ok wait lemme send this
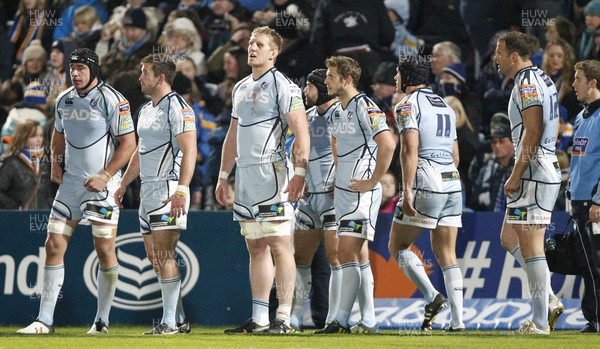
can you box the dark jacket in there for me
[310,0,394,56]
[0,154,51,209]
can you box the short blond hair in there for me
[74,5,100,28]
[251,26,282,52]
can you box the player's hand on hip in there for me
[349,178,375,193]
[401,189,417,216]
[285,175,305,203]
[84,174,108,192]
[51,164,63,184]
[114,186,126,208]
[503,175,520,198]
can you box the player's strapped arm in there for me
[286,108,310,175]
[511,106,543,180]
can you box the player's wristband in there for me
[175,185,189,197]
[98,170,111,182]
[218,171,229,180]
[294,167,306,177]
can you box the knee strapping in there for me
[92,225,117,239]
[47,220,74,237]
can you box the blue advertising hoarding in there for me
[0,210,586,329]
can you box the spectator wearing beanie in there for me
[1,82,49,153]
[163,17,207,77]
[100,7,154,79]
[12,39,48,89]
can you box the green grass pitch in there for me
[1,326,599,349]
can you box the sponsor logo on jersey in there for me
[290,95,304,112]
[507,207,528,221]
[331,121,356,134]
[366,105,386,130]
[149,213,177,228]
[339,219,366,234]
[441,171,460,182]
[323,214,337,229]
[65,97,73,105]
[181,108,196,132]
[518,84,540,108]
[84,204,114,220]
[572,137,589,156]
[397,103,412,127]
[118,101,130,115]
[426,95,446,108]
[370,112,386,131]
[119,113,133,133]
[258,203,286,218]
[365,105,381,115]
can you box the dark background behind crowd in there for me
[0,0,595,212]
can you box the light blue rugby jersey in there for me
[509,66,560,183]
[329,93,389,190]
[55,81,134,180]
[395,87,457,165]
[306,103,338,194]
[231,68,304,167]
[137,91,196,183]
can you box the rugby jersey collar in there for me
[317,101,339,116]
[252,67,277,82]
[340,92,365,111]
[76,80,103,98]
[514,65,536,80]
[407,86,433,96]
[152,91,176,108]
